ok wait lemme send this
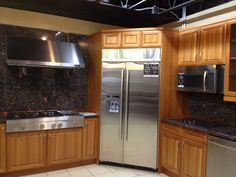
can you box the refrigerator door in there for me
[100,62,126,163]
[123,62,159,169]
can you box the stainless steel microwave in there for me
[177,65,224,93]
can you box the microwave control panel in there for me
[177,73,184,88]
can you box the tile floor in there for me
[20,164,169,177]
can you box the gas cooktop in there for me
[6,110,84,133]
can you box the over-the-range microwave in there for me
[177,65,224,94]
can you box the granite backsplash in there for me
[0,24,88,112]
[187,92,236,123]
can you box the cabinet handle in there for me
[182,141,184,149]
[194,52,197,59]
[199,51,202,59]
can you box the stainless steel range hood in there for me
[7,37,85,69]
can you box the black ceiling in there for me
[0,0,232,27]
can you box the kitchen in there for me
[0,1,236,177]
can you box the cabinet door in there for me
[178,29,199,66]
[200,23,226,64]
[7,131,47,172]
[122,31,141,48]
[47,128,83,166]
[102,32,121,48]
[142,31,162,47]
[83,118,98,160]
[0,124,6,173]
[160,132,181,176]
[181,138,207,177]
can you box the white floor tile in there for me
[94,171,117,177]
[67,166,93,177]
[131,169,153,176]
[86,164,110,175]
[25,173,47,177]
[112,169,137,177]
[47,169,67,175]
[47,172,71,177]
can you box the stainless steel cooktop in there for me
[6,110,84,133]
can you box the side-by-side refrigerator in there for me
[100,48,161,169]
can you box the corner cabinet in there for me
[83,118,99,160]
[224,20,236,102]
[160,123,207,177]
[178,22,226,66]
[47,128,83,166]
[102,29,162,48]
[7,131,47,172]
[0,124,6,173]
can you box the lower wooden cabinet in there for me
[181,138,207,177]
[47,128,83,166]
[160,132,181,176]
[83,118,98,160]
[7,131,47,172]
[0,124,6,173]
[160,123,207,177]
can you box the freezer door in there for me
[100,62,125,163]
[123,62,159,169]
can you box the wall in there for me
[0,24,88,112]
[0,7,118,35]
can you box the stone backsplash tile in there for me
[0,24,88,112]
[188,92,236,123]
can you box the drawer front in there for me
[182,129,207,143]
[161,123,182,136]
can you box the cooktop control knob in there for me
[51,123,56,129]
[57,123,63,128]
[39,124,45,130]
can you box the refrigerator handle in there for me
[125,69,130,141]
[120,69,124,140]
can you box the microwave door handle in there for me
[203,71,208,91]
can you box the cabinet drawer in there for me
[161,123,182,136]
[182,129,207,143]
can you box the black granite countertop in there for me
[0,116,7,123]
[162,119,236,142]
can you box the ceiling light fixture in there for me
[41,36,48,41]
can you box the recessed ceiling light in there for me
[41,36,47,41]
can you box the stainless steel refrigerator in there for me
[100,48,160,169]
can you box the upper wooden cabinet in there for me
[200,23,226,64]
[7,131,47,172]
[47,128,83,166]
[102,29,162,48]
[83,118,99,160]
[178,22,226,66]
[122,31,141,48]
[160,123,207,177]
[178,29,199,66]
[0,124,6,173]
[142,31,162,47]
[102,32,121,48]
[224,20,236,102]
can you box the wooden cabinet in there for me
[142,31,162,47]
[102,32,121,48]
[160,132,181,176]
[178,29,199,66]
[102,29,162,48]
[200,23,226,64]
[224,20,236,101]
[47,128,83,166]
[7,131,47,172]
[0,124,6,173]
[83,118,98,160]
[122,31,141,48]
[178,22,226,66]
[160,123,207,177]
[181,138,207,177]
